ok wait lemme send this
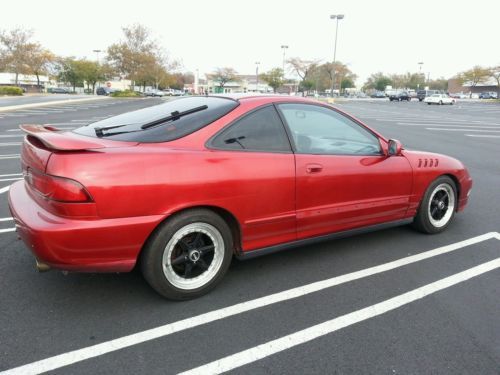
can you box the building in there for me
[448,78,499,95]
[205,74,273,94]
[0,72,50,93]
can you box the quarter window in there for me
[278,103,382,155]
[211,106,291,152]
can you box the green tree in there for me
[428,77,448,91]
[56,57,85,92]
[458,66,490,97]
[260,68,284,93]
[488,66,500,97]
[341,77,354,90]
[363,72,392,92]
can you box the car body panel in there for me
[8,95,472,272]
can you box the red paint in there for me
[8,96,472,272]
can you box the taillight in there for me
[24,168,93,203]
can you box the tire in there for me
[419,98,423,102]
[412,176,457,234]
[439,100,443,105]
[141,209,233,300]
[427,102,431,105]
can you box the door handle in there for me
[306,163,323,173]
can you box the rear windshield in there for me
[73,96,239,142]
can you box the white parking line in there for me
[0,228,16,234]
[0,186,11,194]
[0,143,22,147]
[0,135,24,138]
[1,232,498,375]
[0,217,13,221]
[399,123,500,128]
[0,173,22,177]
[465,134,500,138]
[0,178,22,182]
[426,128,500,133]
[181,258,500,375]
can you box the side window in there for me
[211,105,291,152]
[278,103,382,155]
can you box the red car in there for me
[8,95,472,299]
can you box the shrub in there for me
[110,90,141,98]
[0,86,23,96]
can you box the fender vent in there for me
[418,158,439,168]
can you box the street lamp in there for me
[281,45,288,77]
[417,62,424,89]
[93,49,102,64]
[330,14,344,97]
[255,62,260,93]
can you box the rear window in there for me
[73,97,239,142]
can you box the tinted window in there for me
[211,105,291,152]
[73,97,239,143]
[278,103,381,155]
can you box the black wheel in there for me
[412,176,457,234]
[427,102,431,105]
[141,209,233,300]
[419,98,423,102]
[439,100,443,105]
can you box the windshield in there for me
[73,96,239,142]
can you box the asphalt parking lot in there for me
[0,97,499,374]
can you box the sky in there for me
[2,0,499,87]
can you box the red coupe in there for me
[8,95,472,299]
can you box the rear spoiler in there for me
[20,124,138,151]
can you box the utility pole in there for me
[330,14,344,97]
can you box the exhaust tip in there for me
[36,259,51,272]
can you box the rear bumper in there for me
[8,181,165,272]
[457,174,473,212]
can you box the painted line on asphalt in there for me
[1,232,498,375]
[0,97,109,113]
[465,134,500,138]
[0,217,13,221]
[0,135,24,138]
[399,123,500,128]
[0,173,22,177]
[0,228,16,234]
[0,156,20,160]
[181,258,500,375]
[426,128,500,133]
[0,186,11,194]
[0,143,22,147]
[0,178,22,182]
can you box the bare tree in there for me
[488,65,500,97]
[287,57,318,93]
[25,43,54,91]
[211,67,238,88]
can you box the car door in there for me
[209,105,296,251]
[277,103,413,240]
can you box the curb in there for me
[0,96,110,113]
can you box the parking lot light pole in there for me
[93,49,102,90]
[330,14,344,97]
[255,62,260,93]
[281,45,288,78]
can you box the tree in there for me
[428,77,448,91]
[0,28,34,85]
[320,61,356,93]
[260,68,284,92]
[458,66,490,97]
[341,77,355,90]
[287,57,318,92]
[488,66,500,97]
[24,43,55,91]
[363,73,392,92]
[211,67,238,88]
[56,57,85,92]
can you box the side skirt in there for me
[236,218,414,260]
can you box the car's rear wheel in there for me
[412,176,457,234]
[427,102,431,105]
[141,209,233,300]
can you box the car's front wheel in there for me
[412,176,457,234]
[141,209,233,300]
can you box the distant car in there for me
[417,90,440,102]
[145,89,165,97]
[172,90,184,96]
[389,91,411,102]
[356,92,367,98]
[479,91,498,99]
[424,94,455,105]
[96,87,118,96]
[370,91,385,98]
[48,87,70,94]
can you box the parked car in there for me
[424,94,456,105]
[479,91,498,99]
[417,90,440,102]
[96,87,118,96]
[389,91,411,101]
[172,89,184,96]
[48,87,70,94]
[145,89,165,97]
[9,95,472,300]
[370,91,385,98]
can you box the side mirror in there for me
[388,139,403,156]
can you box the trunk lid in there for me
[20,124,138,172]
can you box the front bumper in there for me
[8,181,165,272]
